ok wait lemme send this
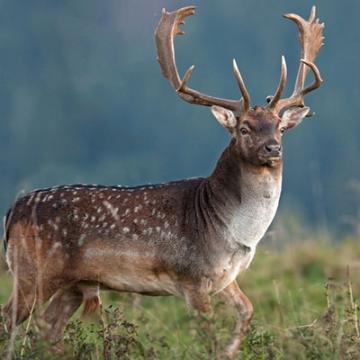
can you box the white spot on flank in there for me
[164,221,169,229]
[72,197,81,203]
[132,234,138,240]
[78,234,86,246]
[110,224,116,229]
[53,242,62,249]
[123,227,130,234]
[91,216,96,222]
[134,205,142,213]
[156,212,166,219]
[156,226,161,233]
[48,220,58,231]
[103,201,119,221]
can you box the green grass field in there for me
[1,236,359,359]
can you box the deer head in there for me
[155,6,324,168]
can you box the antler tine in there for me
[155,6,248,114]
[300,59,323,95]
[232,59,250,112]
[269,56,287,108]
[269,6,324,114]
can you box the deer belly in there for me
[81,246,181,296]
[101,272,180,296]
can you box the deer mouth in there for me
[258,154,282,167]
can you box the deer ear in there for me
[211,106,237,130]
[281,106,310,130]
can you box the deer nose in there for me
[264,143,281,155]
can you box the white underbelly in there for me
[102,273,180,296]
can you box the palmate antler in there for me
[155,6,324,117]
[268,6,324,114]
[155,6,250,115]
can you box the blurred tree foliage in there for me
[0,0,359,233]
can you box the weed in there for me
[0,239,359,359]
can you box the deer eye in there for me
[240,127,249,135]
[280,127,286,134]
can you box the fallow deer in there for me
[1,5,324,358]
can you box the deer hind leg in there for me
[2,276,57,335]
[3,280,36,334]
[2,222,62,334]
[38,282,101,345]
[219,280,253,359]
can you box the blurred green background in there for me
[0,0,359,235]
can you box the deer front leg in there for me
[220,280,253,359]
[182,277,212,313]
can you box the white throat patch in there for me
[228,171,282,248]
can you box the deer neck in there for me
[200,140,283,249]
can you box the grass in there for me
[0,236,359,359]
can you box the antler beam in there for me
[155,6,250,114]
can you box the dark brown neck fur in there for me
[195,139,282,227]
